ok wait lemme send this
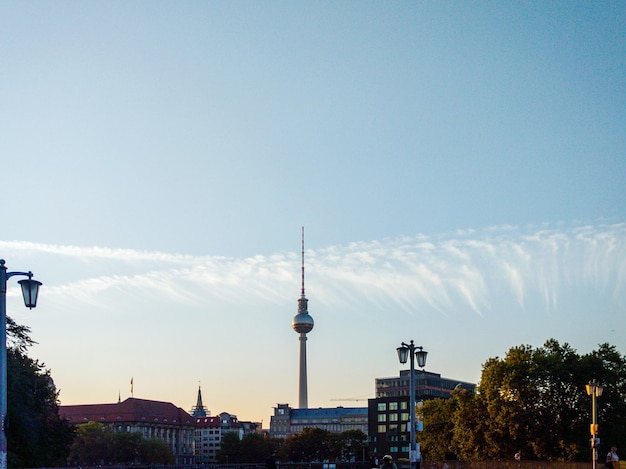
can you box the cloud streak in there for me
[2,222,624,318]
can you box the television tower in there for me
[292,227,314,408]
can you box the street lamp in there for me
[397,340,427,469]
[586,379,604,469]
[0,259,42,469]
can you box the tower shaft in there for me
[298,333,308,408]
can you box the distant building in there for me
[369,370,475,463]
[269,403,368,439]
[59,397,195,464]
[195,412,262,463]
[375,369,475,399]
[189,384,209,418]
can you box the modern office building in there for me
[269,403,368,438]
[59,397,196,464]
[368,370,475,463]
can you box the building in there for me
[269,403,368,439]
[195,412,262,463]
[375,370,475,400]
[59,397,196,464]
[368,370,475,463]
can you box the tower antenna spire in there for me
[301,226,305,297]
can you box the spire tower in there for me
[292,227,314,408]
[190,383,208,418]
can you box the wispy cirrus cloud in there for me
[2,222,624,318]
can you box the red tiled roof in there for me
[195,413,239,428]
[59,397,195,426]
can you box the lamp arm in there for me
[5,271,33,280]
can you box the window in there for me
[377,424,386,433]
[389,413,398,421]
[377,414,387,422]
[400,412,409,421]
[378,403,387,411]
[401,402,408,410]
[389,402,398,411]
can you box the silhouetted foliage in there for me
[69,421,174,464]
[6,317,74,467]
[217,431,274,463]
[286,427,335,462]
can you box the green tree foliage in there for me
[216,432,241,463]
[140,438,175,464]
[337,429,367,461]
[421,395,457,460]
[6,317,74,467]
[68,421,111,464]
[286,427,335,462]
[69,421,174,464]
[420,340,626,462]
[283,428,365,462]
[217,432,274,463]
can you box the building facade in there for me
[195,412,262,463]
[269,403,368,439]
[59,397,196,464]
[369,371,475,464]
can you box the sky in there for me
[1,1,625,426]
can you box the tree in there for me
[140,438,175,464]
[6,317,74,467]
[69,421,175,465]
[337,429,367,462]
[440,340,626,461]
[217,432,245,463]
[285,427,335,462]
[68,421,111,465]
[217,432,274,463]
[421,395,457,460]
[451,384,488,461]
[240,432,274,463]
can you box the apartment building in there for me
[195,412,262,463]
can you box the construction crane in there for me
[330,397,371,402]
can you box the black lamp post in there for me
[0,260,42,469]
[586,379,604,469]
[397,340,427,469]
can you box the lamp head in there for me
[18,272,42,309]
[586,380,604,397]
[416,347,428,368]
[396,345,409,364]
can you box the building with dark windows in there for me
[195,411,262,463]
[368,370,475,463]
[269,403,368,438]
[60,397,196,464]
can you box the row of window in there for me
[377,423,413,433]
[377,402,408,411]
[377,413,410,422]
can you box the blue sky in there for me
[1,2,624,425]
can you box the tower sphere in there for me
[292,312,314,334]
